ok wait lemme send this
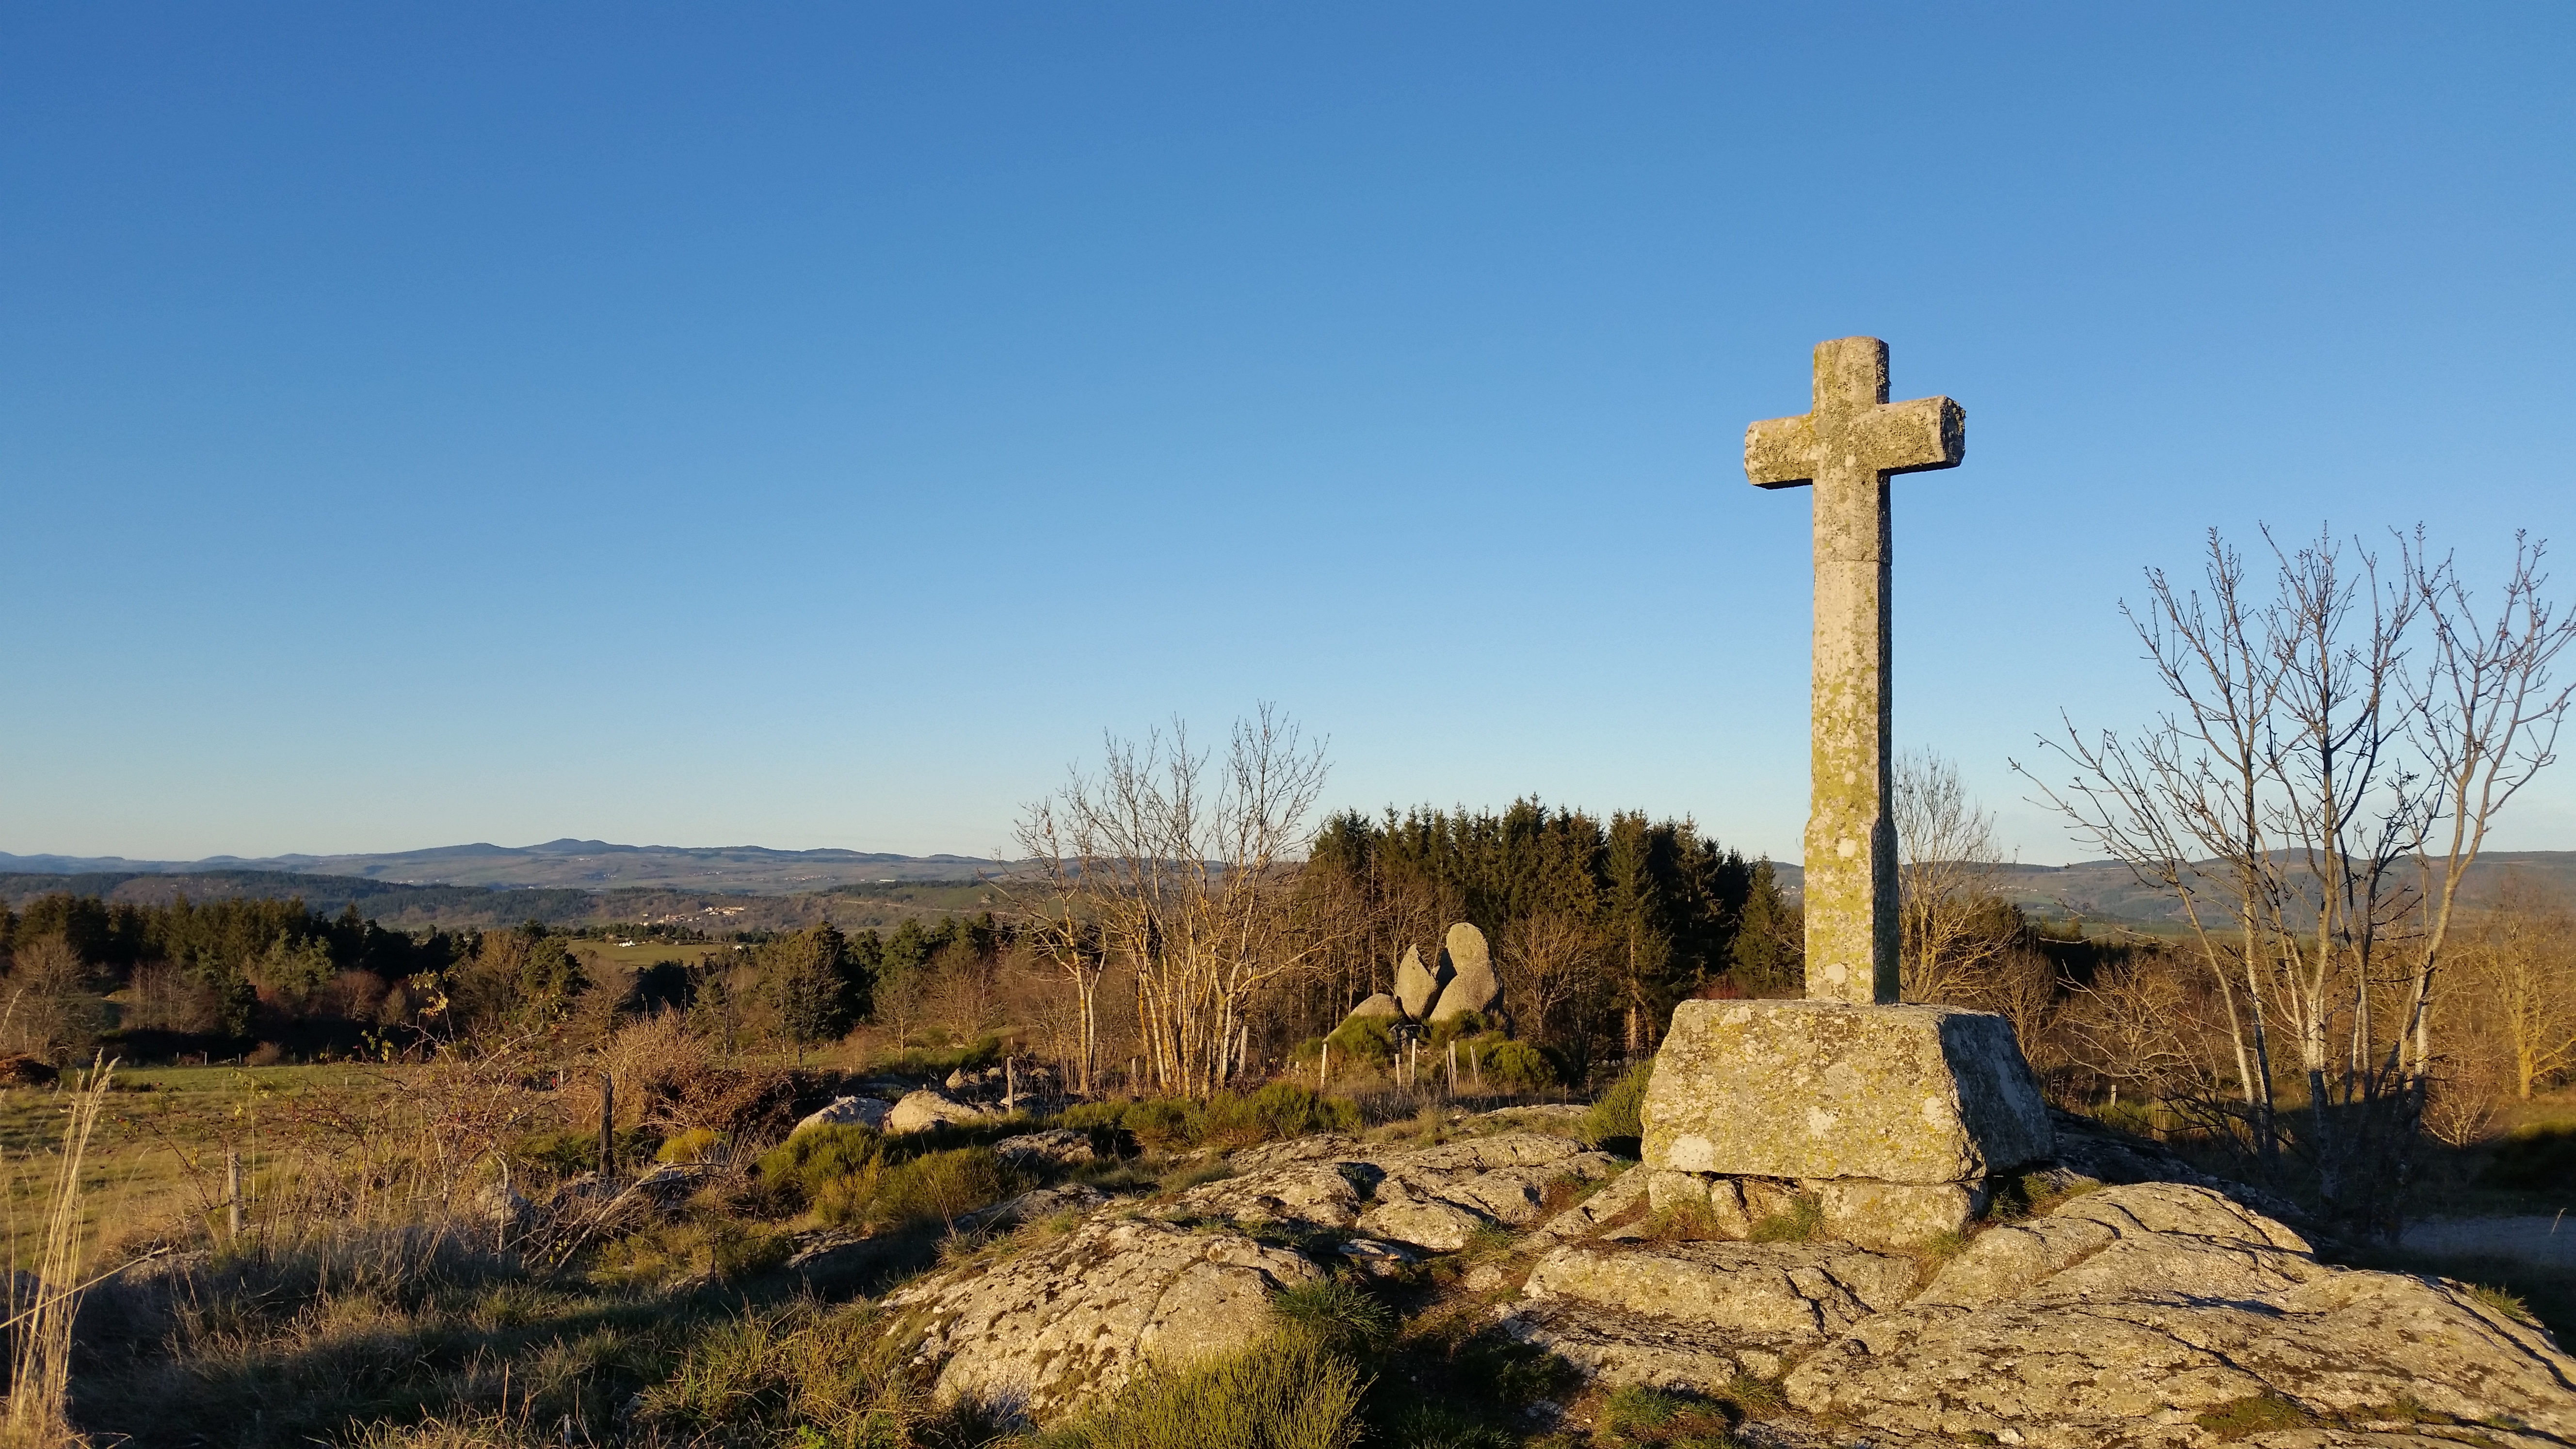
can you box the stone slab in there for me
[1808,1178,1982,1251]
[1642,1000,2050,1184]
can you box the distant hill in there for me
[1770,851,2576,932]
[0,839,1007,895]
[0,866,1014,934]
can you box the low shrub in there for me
[1582,1062,1654,1153]
[1423,1013,1491,1050]
[654,1126,725,1164]
[1322,1015,1395,1069]
[1123,1098,1205,1152]
[1204,1085,1362,1147]
[1481,1040,1558,1092]
[1056,1088,1361,1155]
[591,1218,791,1286]
[816,1146,1020,1232]
[757,1123,884,1204]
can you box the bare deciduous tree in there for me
[1893,749,2015,1005]
[1014,706,1335,1097]
[1499,909,1602,1046]
[2456,872,2576,1101]
[2020,526,2576,1225]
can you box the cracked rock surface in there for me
[883,1214,1325,1427]
[880,1121,2576,1446]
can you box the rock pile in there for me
[1332,922,1507,1037]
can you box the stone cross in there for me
[1744,337,1963,1005]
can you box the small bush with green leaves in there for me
[655,1126,725,1164]
[1205,1084,1363,1146]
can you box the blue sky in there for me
[4,4,2572,864]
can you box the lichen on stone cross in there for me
[1744,338,1964,1005]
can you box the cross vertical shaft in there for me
[1744,338,1964,1005]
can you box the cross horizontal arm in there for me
[1745,414,1818,489]
[1852,395,1966,476]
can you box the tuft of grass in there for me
[1642,1198,1728,1243]
[590,1217,790,1287]
[1580,1064,1653,1154]
[2192,1392,2316,1441]
[1596,1383,1736,1446]
[1746,1196,1822,1244]
[2465,1282,2538,1326]
[1044,1331,1367,1449]
[1272,1279,1397,1357]
[5,1054,114,1446]
[1985,1170,2102,1223]
[641,1300,986,1446]
[1377,1404,1519,1448]
[654,1125,726,1164]
[1155,1159,1235,1196]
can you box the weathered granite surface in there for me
[1780,1184,2576,1448]
[1394,944,1448,1019]
[1643,999,2051,1183]
[886,1088,998,1134]
[885,1101,2574,1446]
[791,1095,894,1135]
[886,1215,1323,1426]
[1429,922,1501,1022]
[1343,992,1401,1020]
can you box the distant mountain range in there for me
[0,839,1005,895]
[1774,852,2576,932]
[5,841,2571,936]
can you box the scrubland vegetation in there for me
[0,530,2570,1442]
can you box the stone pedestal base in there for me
[1642,1000,2052,1183]
[1644,1170,1988,1250]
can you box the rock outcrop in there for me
[1343,992,1401,1021]
[992,1129,1095,1170]
[1165,1131,1620,1251]
[1508,1180,2576,1447]
[791,1095,895,1135]
[1427,922,1501,1022]
[886,1214,1325,1426]
[886,1088,996,1134]
[1393,944,1449,1019]
[879,1101,2575,1446]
